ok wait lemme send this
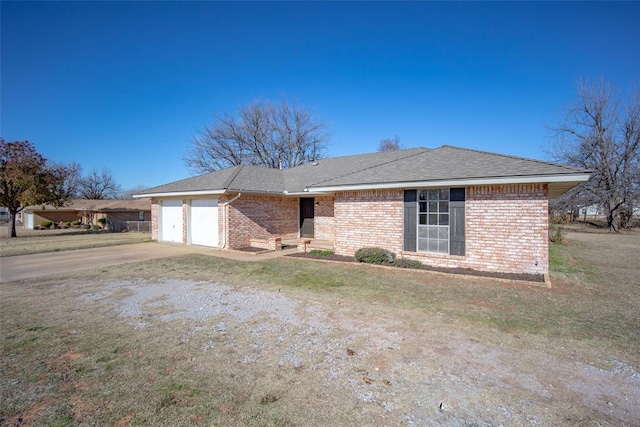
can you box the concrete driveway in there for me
[0,242,296,283]
[0,243,198,282]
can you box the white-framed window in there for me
[418,189,450,254]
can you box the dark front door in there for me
[300,198,315,238]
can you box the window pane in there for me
[419,214,428,225]
[418,227,429,238]
[428,189,439,201]
[428,214,438,225]
[439,201,449,212]
[439,240,449,254]
[450,187,465,201]
[439,188,450,200]
[419,190,428,201]
[428,202,437,212]
[418,238,429,251]
[428,227,438,239]
[438,227,449,239]
[419,202,428,212]
[439,214,449,225]
[428,240,438,252]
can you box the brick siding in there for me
[334,185,549,275]
[225,194,298,249]
[334,189,404,256]
[313,196,335,241]
[150,199,159,240]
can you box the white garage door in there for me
[190,199,219,247]
[160,200,183,243]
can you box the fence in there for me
[108,220,151,233]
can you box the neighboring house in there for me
[133,146,590,275]
[23,199,152,231]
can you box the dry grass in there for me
[1,227,639,426]
[0,226,151,257]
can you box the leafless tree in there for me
[184,99,329,173]
[78,168,121,199]
[549,79,640,232]
[378,136,401,152]
[116,185,149,200]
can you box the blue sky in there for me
[2,1,638,190]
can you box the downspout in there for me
[221,193,241,249]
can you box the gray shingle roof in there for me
[136,145,590,196]
[306,146,588,189]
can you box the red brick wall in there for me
[334,189,404,256]
[335,185,549,275]
[464,184,548,274]
[151,199,159,240]
[313,196,335,241]
[226,195,298,249]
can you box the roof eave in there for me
[132,189,227,198]
[307,173,591,192]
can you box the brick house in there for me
[133,146,590,275]
[23,199,151,231]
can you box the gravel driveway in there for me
[82,277,640,426]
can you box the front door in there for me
[300,198,315,238]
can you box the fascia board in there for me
[307,173,591,192]
[132,189,227,198]
[283,191,334,196]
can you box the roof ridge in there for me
[304,147,430,188]
[437,145,589,172]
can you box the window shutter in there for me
[403,190,417,252]
[449,188,465,255]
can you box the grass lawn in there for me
[1,226,639,425]
[0,226,151,257]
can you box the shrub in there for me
[309,249,334,256]
[393,258,424,269]
[355,247,396,265]
[83,224,91,230]
[40,220,53,228]
[97,218,107,226]
[549,223,566,243]
[71,220,80,226]
[59,221,68,229]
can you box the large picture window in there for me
[418,189,450,254]
[403,188,465,256]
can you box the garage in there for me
[159,200,183,243]
[189,199,219,247]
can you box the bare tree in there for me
[116,185,149,200]
[0,139,72,237]
[549,79,640,232]
[78,168,121,199]
[378,136,401,152]
[184,99,329,173]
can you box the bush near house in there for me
[39,220,53,229]
[549,223,566,243]
[393,258,425,269]
[355,247,424,270]
[355,247,396,265]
